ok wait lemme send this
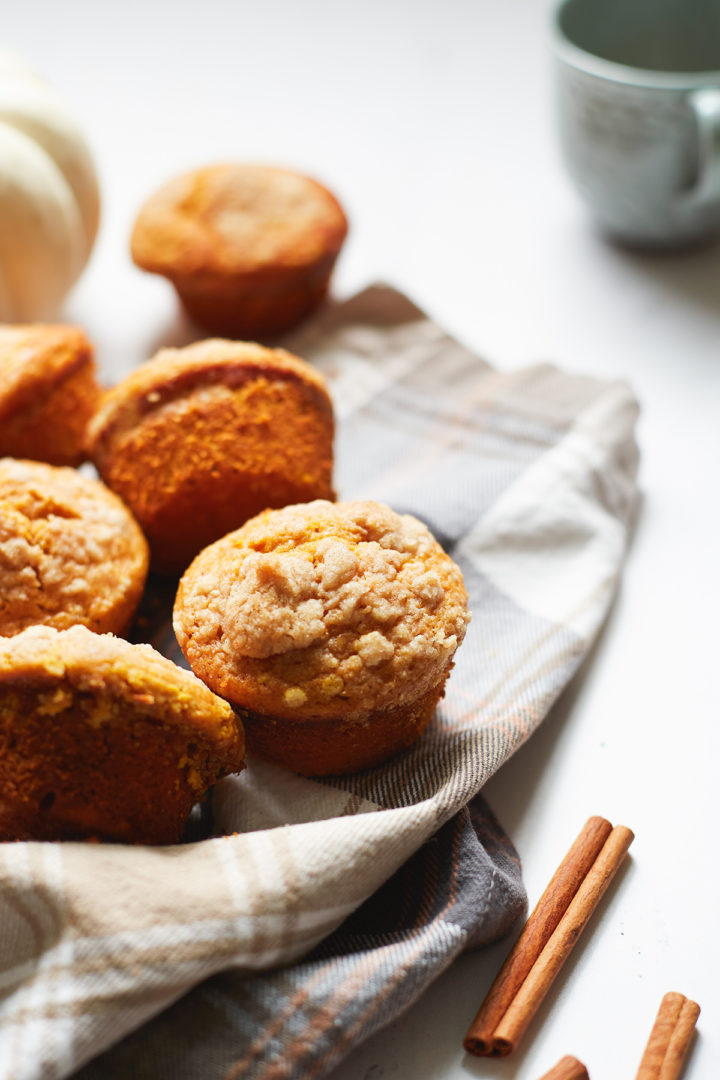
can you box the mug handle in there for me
[687,88,720,203]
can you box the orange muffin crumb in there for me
[0,625,245,844]
[87,339,335,576]
[130,163,348,338]
[0,323,100,465]
[174,500,470,775]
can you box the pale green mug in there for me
[553,0,720,245]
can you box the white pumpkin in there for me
[0,49,100,321]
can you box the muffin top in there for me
[130,164,349,279]
[0,323,94,422]
[87,338,333,460]
[0,624,242,755]
[0,458,149,636]
[174,500,470,721]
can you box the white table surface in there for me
[5,2,719,1077]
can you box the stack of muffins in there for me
[0,164,470,846]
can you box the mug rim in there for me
[553,0,720,88]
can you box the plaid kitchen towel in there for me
[0,285,640,1080]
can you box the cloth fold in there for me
[0,285,640,1080]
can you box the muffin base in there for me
[0,687,241,845]
[237,682,447,776]
[171,257,337,339]
[141,471,335,577]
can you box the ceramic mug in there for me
[553,0,720,246]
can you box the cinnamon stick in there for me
[463,816,633,1057]
[635,992,700,1080]
[537,1056,589,1080]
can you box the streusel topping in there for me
[174,500,470,720]
[0,458,148,636]
[0,624,239,744]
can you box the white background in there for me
[4,2,719,1077]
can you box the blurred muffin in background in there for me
[130,163,348,339]
[0,323,100,465]
[0,457,149,638]
[87,338,335,576]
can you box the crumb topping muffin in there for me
[130,164,348,338]
[0,323,100,465]
[0,457,149,637]
[87,339,335,576]
[174,500,470,774]
[0,624,245,843]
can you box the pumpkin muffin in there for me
[0,457,149,637]
[0,323,100,465]
[174,500,471,775]
[87,339,335,576]
[130,163,348,338]
[0,624,245,843]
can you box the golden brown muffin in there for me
[174,500,471,775]
[87,339,335,576]
[0,324,100,466]
[0,624,245,844]
[130,163,348,338]
[0,458,149,637]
